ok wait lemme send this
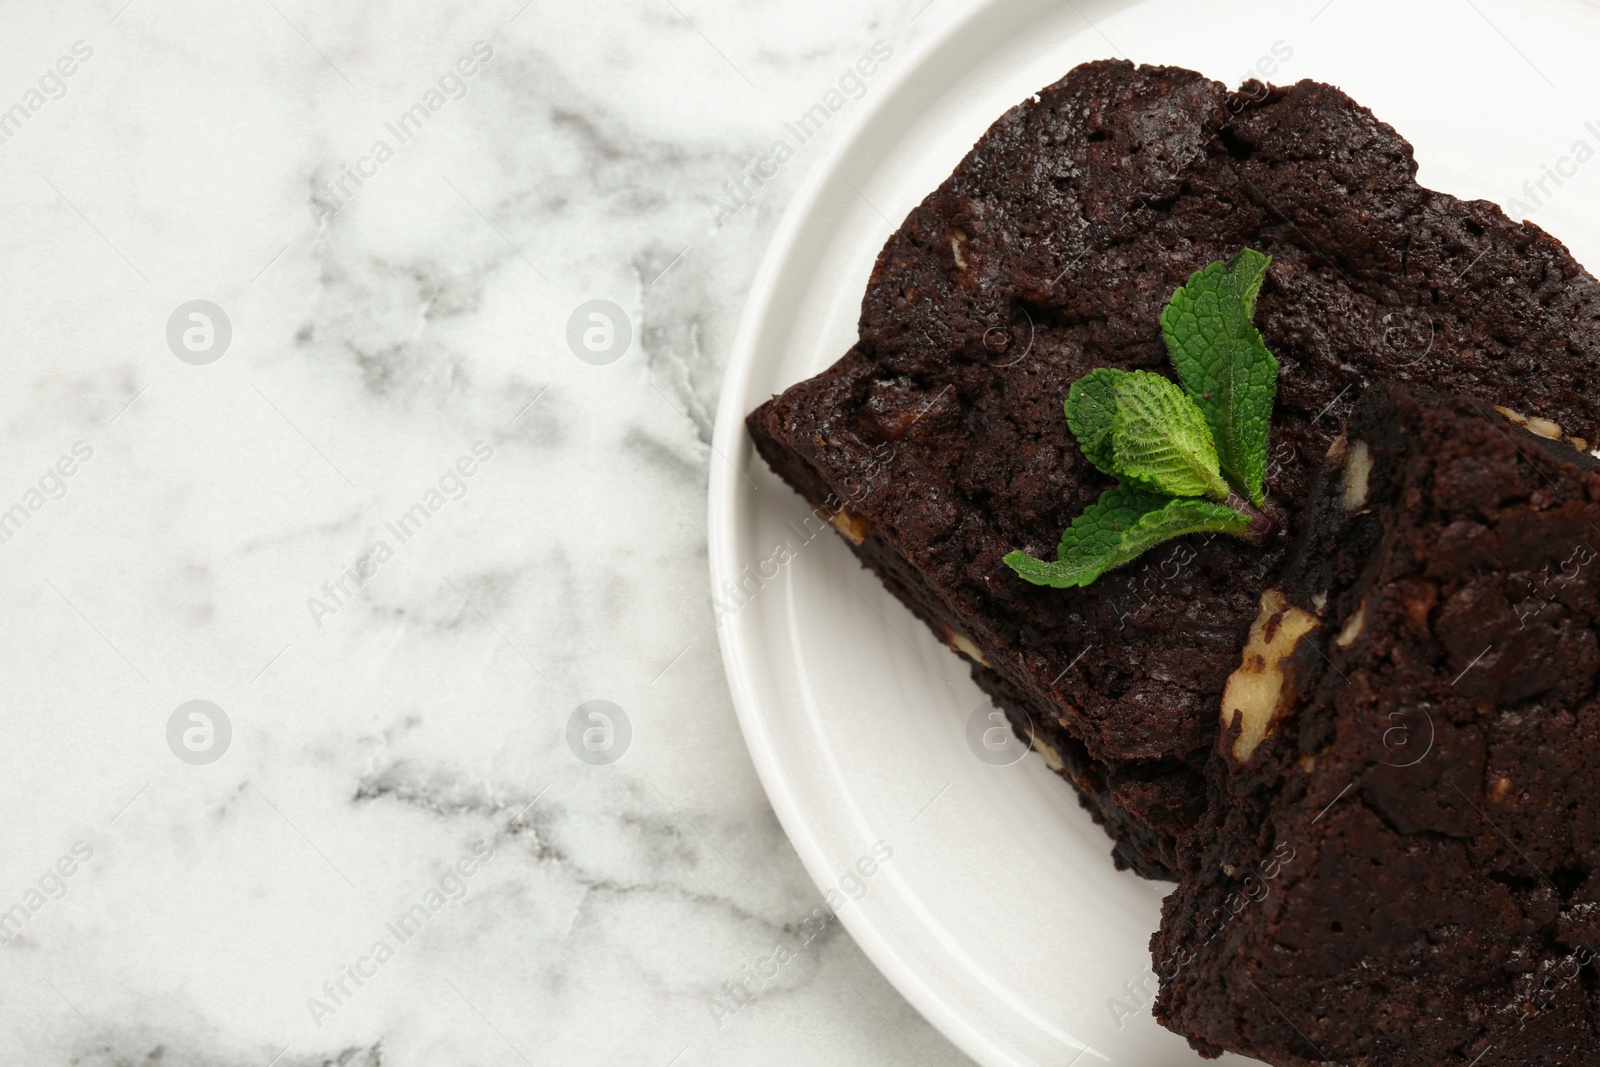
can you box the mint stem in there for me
[1222,491,1276,544]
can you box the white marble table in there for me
[0,1,976,1063]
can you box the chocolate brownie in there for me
[1153,385,1600,1063]
[746,59,1600,876]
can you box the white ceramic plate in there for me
[709,1,1600,1063]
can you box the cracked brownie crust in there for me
[747,59,1600,876]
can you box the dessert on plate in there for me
[747,58,1600,877]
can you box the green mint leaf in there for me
[1004,486,1254,588]
[1004,485,1168,588]
[1063,368,1228,498]
[1161,248,1279,507]
[1120,495,1257,553]
[1003,550,1102,588]
[1063,367,1124,477]
[1110,371,1230,500]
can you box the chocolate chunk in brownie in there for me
[1153,385,1600,1064]
[747,58,1600,876]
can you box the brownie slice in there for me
[1153,385,1600,1064]
[747,58,1600,877]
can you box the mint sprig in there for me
[1005,250,1279,589]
